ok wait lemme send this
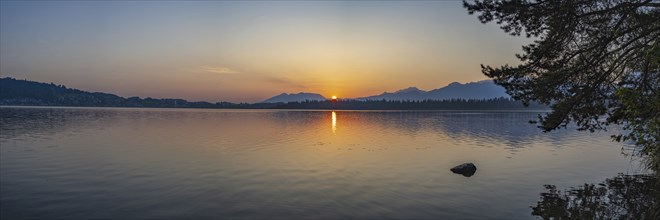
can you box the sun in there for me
[331,96,337,100]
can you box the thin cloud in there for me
[264,75,307,89]
[199,66,241,74]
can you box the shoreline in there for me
[0,105,552,112]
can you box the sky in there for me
[0,1,529,103]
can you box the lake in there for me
[0,107,648,219]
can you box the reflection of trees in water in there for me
[341,111,623,150]
[0,107,220,141]
[264,111,327,127]
[426,112,544,145]
[337,111,562,146]
[1,108,122,141]
[2,108,602,153]
[531,174,659,219]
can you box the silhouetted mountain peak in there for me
[262,92,326,103]
[447,82,462,87]
[395,87,425,93]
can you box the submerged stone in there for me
[450,163,477,177]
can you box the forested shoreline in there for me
[1,77,547,110]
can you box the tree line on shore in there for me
[0,77,547,110]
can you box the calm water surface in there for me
[0,107,646,219]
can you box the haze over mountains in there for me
[261,80,509,103]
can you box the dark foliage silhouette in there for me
[532,174,659,219]
[464,0,659,169]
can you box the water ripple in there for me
[0,107,643,219]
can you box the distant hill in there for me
[425,80,509,100]
[261,92,326,103]
[359,87,427,101]
[358,80,509,101]
[1,77,124,106]
[0,77,230,108]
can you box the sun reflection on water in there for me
[332,111,337,134]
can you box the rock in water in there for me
[450,163,477,177]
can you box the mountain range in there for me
[358,80,509,101]
[1,77,511,105]
[0,77,546,110]
[261,80,509,103]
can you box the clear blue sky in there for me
[1,1,528,102]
